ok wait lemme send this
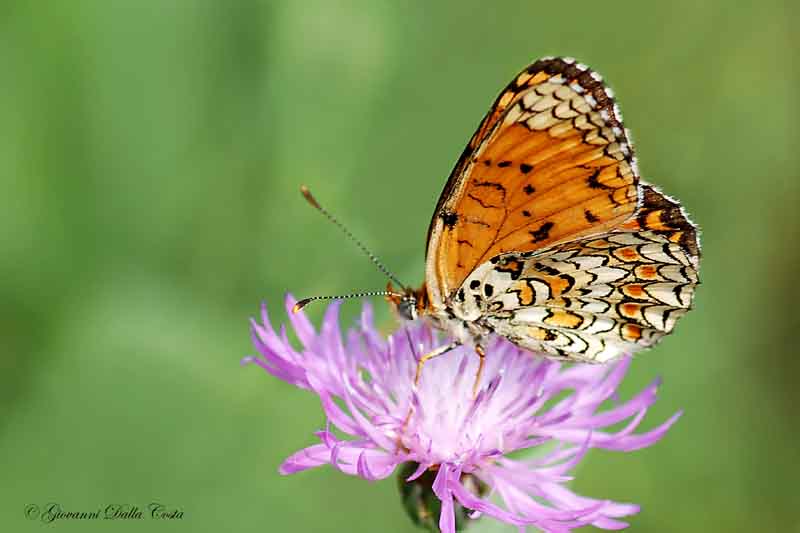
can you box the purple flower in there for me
[244,296,681,532]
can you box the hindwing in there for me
[450,186,699,362]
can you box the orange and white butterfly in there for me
[382,57,700,365]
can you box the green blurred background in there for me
[2,1,798,531]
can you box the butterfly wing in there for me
[425,57,641,308]
[456,185,700,362]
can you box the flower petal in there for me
[249,299,681,532]
[432,466,457,533]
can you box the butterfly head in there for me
[386,282,428,321]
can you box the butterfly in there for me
[383,57,700,368]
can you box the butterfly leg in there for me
[396,342,459,453]
[472,344,486,397]
[414,341,459,386]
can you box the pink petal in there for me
[432,466,456,533]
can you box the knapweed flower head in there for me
[245,296,680,532]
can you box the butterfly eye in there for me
[398,297,418,321]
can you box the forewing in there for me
[426,57,640,304]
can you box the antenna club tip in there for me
[299,185,321,209]
[292,298,312,313]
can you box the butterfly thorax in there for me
[386,281,490,346]
[423,305,490,347]
[422,253,540,347]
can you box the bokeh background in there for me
[2,1,798,531]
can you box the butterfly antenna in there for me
[300,185,407,289]
[293,291,404,313]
